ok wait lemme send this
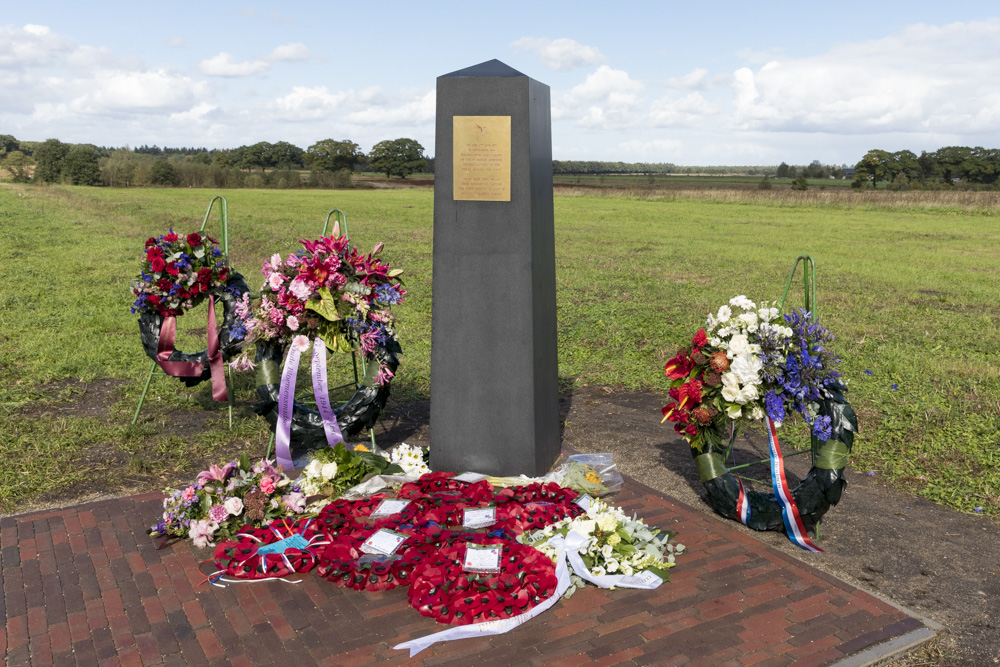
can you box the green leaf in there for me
[387,268,404,278]
[306,287,342,321]
[316,322,353,354]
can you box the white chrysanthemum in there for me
[597,514,617,532]
[717,305,732,322]
[321,462,338,480]
[709,336,721,347]
[721,372,740,388]
[730,354,763,386]
[738,312,757,329]
[750,405,765,421]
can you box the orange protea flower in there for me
[709,351,729,373]
[691,406,713,425]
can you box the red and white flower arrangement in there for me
[131,229,232,318]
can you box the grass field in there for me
[1,184,998,516]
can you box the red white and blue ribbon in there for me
[275,337,344,472]
[765,416,823,553]
[735,478,751,526]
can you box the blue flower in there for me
[764,390,785,423]
[811,414,833,441]
[228,323,247,340]
[974,506,983,513]
[864,369,873,375]
[891,383,899,390]
[375,283,402,306]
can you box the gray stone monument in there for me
[429,59,560,476]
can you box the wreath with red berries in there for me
[133,229,249,387]
[210,517,329,581]
[407,539,558,625]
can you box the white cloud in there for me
[70,70,210,114]
[511,37,605,71]
[728,19,1000,135]
[199,52,268,77]
[343,89,435,127]
[649,92,717,128]
[663,68,727,91]
[618,138,682,158]
[554,66,643,128]
[268,85,350,120]
[268,42,309,62]
[168,102,219,124]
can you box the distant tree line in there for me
[0,134,429,188]
[851,146,1000,190]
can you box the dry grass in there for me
[555,186,1000,213]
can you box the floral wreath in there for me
[208,516,329,581]
[132,228,249,389]
[245,231,404,459]
[407,539,558,625]
[397,472,495,506]
[315,495,427,539]
[662,296,857,543]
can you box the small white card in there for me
[462,507,496,529]
[522,530,546,546]
[359,529,407,556]
[573,493,593,510]
[453,472,488,483]
[462,544,501,573]
[618,570,663,589]
[370,499,411,518]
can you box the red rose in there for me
[149,257,166,273]
[164,231,179,243]
[165,263,180,276]
[189,284,201,296]
[146,246,164,261]
[692,328,708,349]
[187,233,203,247]
[218,267,229,281]
[144,237,157,249]
[664,350,694,379]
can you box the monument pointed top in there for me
[441,59,525,78]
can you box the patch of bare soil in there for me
[12,384,997,664]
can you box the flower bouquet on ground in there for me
[524,497,684,598]
[296,443,406,505]
[148,454,306,548]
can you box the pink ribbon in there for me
[155,295,228,402]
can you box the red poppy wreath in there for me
[210,516,329,581]
[315,495,427,539]
[407,539,558,626]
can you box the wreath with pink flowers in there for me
[245,233,405,450]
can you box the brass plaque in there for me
[453,115,511,201]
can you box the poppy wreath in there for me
[316,528,438,592]
[407,539,558,626]
[493,482,581,507]
[210,517,329,581]
[491,501,584,537]
[315,494,427,539]
[252,333,401,442]
[134,230,249,389]
[397,472,495,506]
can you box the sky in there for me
[3,2,1000,166]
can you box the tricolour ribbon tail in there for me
[766,416,823,552]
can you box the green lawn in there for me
[1,184,998,515]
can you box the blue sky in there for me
[3,2,999,165]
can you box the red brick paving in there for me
[2,476,929,666]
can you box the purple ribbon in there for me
[312,337,345,448]
[274,338,344,472]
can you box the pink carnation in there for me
[259,477,276,494]
[286,315,300,331]
[288,278,311,300]
[209,505,229,523]
[267,272,285,290]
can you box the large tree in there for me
[368,138,426,179]
[306,139,364,173]
[267,141,305,169]
[2,151,32,183]
[62,146,102,186]
[33,138,70,183]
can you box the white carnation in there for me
[321,462,338,480]
[716,305,732,322]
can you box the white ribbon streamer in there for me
[393,530,662,656]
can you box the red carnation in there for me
[692,328,708,349]
[664,350,694,380]
[156,278,173,292]
[144,237,157,249]
[146,246,164,261]
[147,295,161,305]
[165,263,180,277]
[163,231,179,243]
[149,257,166,273]
[197,268,213,285]
[186,233,202,247]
